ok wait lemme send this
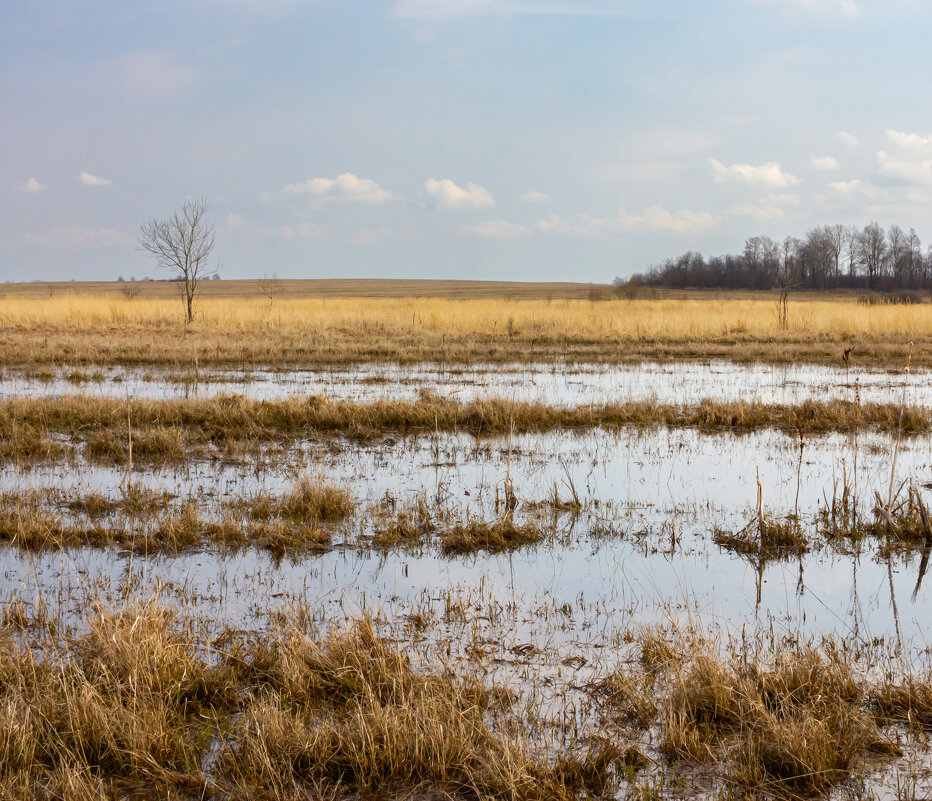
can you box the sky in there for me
[2,0,932,283]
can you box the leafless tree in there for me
[889,224,907,283]
[907,228,922,285]
[776,237,800,328]
[826,224,845,281]
[857,222,888,289]
[258,273,282,309]
[138,198,216,323]
[845,225,860,279]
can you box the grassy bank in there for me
[0,294,929,367]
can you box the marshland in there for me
[2,284,932,799]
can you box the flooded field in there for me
[2,358,925,407]
[4,367,932,799]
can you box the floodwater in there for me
[4,425,932,648]
[0,359,924,407]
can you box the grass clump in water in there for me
[603,631,902,798]
[440,514,542,555]
[222,614,609,801]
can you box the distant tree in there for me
[258,273,282,309]
[138,198,216,323]
[776,237,800,327]
[857,222,888,289]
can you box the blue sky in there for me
[2,0,931,283]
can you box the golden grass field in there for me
[0,280,930,366]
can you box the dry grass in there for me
[0,600,611,800]
[1,395,928,459]
[441,516,542,555]
[602,630,904,798]
[1,293,931,367]
[0,477,351,555]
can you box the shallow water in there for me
[1,359,925,407]
[3,425,932,648]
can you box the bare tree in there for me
[138,198,216,323]
[776,237,800,328]
[826,224,845,281]
[258,273,282,310]
[857,222,888,289]
[888,224,907,283]
[907,228,922,285]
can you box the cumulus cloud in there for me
[20,178,46,193]
[425,178,494,209]
[521,191,550,203]
[884,129,932,158]
[462,220,528,238]
[828,179,879,198]
[877,130,932,185]
[709,158,799,188]
[809,155,839,170]
[22,227,133,251]
[877,151,932,185]
[617,205,718,236]
[79,172,111,187]
[836,130,859,148]
[284,173,393,204]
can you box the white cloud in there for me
[809,155,839,170]
[836,130,860,149]
[79,172,111,187]
[425,178,494,209]
[535,213,611,237]
[828,179,879,198]
[709,158,799,188]
[462,220,528,238]
[521,190,550,203]
[877,151,932,185]
[22,227,133,251]
[227,213,245,227]
[284,173,393,204]
[884,129,932,158]
[20,178,46,193]
[876,130,932,185]
[617,205,718,236]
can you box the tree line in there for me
[621,223,932,293]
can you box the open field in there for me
[1,290,932,367]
